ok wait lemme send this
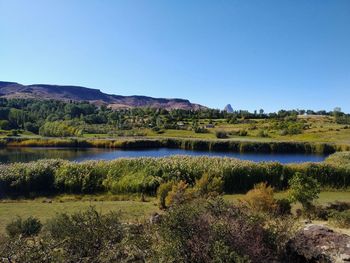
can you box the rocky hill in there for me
[224,104,234,113]
[0,81,206,110]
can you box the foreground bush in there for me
[241,182,277,214]
[1,207,150,262]
[329,210,350,228]
[46,207,125,261]
[6,216,42,238]
[0,198,302,262]
[157,181,175,209]
[153,198,296,263]
[157,174,224,209]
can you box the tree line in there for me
[0,98,348,136]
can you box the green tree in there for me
[288,172,320,210]
[0,120,10,130]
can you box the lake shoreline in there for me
[0,147,329,164]
[0,136,348,154]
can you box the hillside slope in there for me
[0,81,206,110]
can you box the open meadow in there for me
[1,191,349,235]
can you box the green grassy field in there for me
[137,116,350,145]
[4,115,349,146]
[224,191,350,204]
[0,197,160,234]
[1,191,349,234]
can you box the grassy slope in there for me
[147,116,350,144]
[1,116,349,148]
[86,115,349,145]
[1,191,349,234]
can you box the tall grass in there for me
[0,154,349,198]
[1,137,340,154]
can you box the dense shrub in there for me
[0,120,10,130]
[46,207,125,260]
[192,173,223,198]
[325,201,350,212]
[239,129,248,136]
[39,121,82,137]
[0,201,298,262]
[288,172,320,210]
[241,182,277,214]
[24,122,39,134]
[165,180,190,208]
[194,127,209,133]
[157,181,175,209]
[215,130,228,138]
[6,216,42,238]
[1,207,150,262]
[328,210,350,228]
[275,199,292,216]
[257,129,269,137]
[153,197,296,263]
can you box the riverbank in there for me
[1,136,349,154]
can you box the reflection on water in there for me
[0,147,328,164]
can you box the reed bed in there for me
[0,137,343,154]
[0,154,349,198]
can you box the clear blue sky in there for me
[0,0,349,112]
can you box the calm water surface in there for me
[0,147,328,164]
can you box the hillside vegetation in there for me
[0,81,205,110]
[0,98,348,149]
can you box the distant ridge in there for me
[0,81,206,110]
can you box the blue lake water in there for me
[0,147,328,164]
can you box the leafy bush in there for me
[157,181,175,209]
[241,182,277,214]
[215,130,228,139]
[24,122,39,134]
[239,129,248,136]
[288,172,320,210]
[39,121,82,137]
[192,173,223,198]
[329,210,350,228]
[325,201,350,212]
[165,180,190,208]
[0,120,10,130]
[194,127,209,133]
[257,129,269,137]
[153,197,296,262]
[22,207,150,262]
[275,198,292,216]
[6,216,42,238]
